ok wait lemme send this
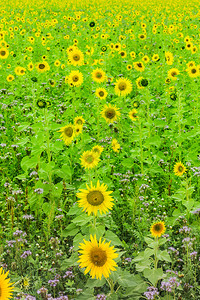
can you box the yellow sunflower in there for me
[68,48,84,66]
[59,124,74,145]
[91,68,106,83]
[80,150,100,169]
[0,267,14,299]
[111,139,120,153]
[101,104,120,124]
[36,61,50,73]
[92,145,104,157]
[74,125,83,136]
[74,116,85,126]
[168,68,180,80]
[133,61,145,72]
[152,54,160,62]
[165,51,174,66]
[136,77,144,89]
[142,55,150,64]
[95,88,108,100]
[150,221,166,238]
[78,234,118,280]
[76,180,114,216]
[6,75,14,82]
[187,66,199,78]
[0,47,9,59]
[174,162,187,176]
[114,77,132,97]
[67,70,83,87]
[129,109,138,121]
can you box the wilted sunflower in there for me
[0,267,14,299]
[150,221,166,238]
[0,47,9,59]
[114,77,132,97]
[133,61,145,72]
[78,234,118,280]
[92,145,104,157]
[91,68,106,83]
[101,104,120,124]
[174,162,187,176]
[67,70,83,87]
[76,180,114,216]
[168,68,180,80]
[59,124,74,145]
[95,88,108,100]
[74,116,85,126]
[129,109,138,121]
[68,48,84,66]
[111,139,120,153]
[36,61,50,73]
[80,150,100,169]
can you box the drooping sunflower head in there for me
[80,150,100,169]
[165,51,174,65]
[174,162,187,176]
[78,234,118,280]
[76,180,114,216]
[114,77,132,97]
[168,68,180,80]
[150,221,166,238]
[91,68,106,83]
[101,104,120,124]
[133,61,145,72]
[111,139,120,153]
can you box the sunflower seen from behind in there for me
[150,221,166,238]
[76,180,114,216]
[0,267,14,299]
[174,162,187,176]
[78,234,118,280]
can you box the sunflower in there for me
[92,145,104,157]
[74,125,83,136]
[68,70,83,87]
[165,51,174,65]
[101,104,120,124]
[174,162,187,176]
[0,47,9,59]
[28,62,34,71]
[36,61,50,73]
[152,54,160,62]
[76,181,114,216]
[142,55,150,64]
[6,75,14,82]
[78,234,118,280]
[150,221,166,238]
[114,77,132,97]
[74,116,85,126]
[95,88,108,100]
[68,48,84,66]
[0,267,14,299]
[187,66,199,78]
[80,150,100,169]
[91,68,106,83]
[59,124,74,145]
[136,77,145,89]
[133,61,145,72]
[168,68,180,80]
[129,109,138,121]
[111,139,120,153]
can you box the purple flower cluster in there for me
[96,294,107,300]
[63,270,74,279]
[179,226,191,233]
[21,250,32,259]
[160,277,180,292]
[144,286,159,299]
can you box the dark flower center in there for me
[73,54,80,61]
[87,190,104,206]
[85,155,94,164]
[90,247,107,266]
[64,127,73,137]
[0,50,6,56]
[105,108,116,119]
[39,63,45,69]
[118,82,127,91]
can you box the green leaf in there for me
[72,214,93,226]
[157,250,172,262]
[143,268,164,286]
[86,278,106,288]
[182,199,194,211]
[121,157,134,168]
[62,223,80,237]
[104,230,123,246]
[89,225,105,239]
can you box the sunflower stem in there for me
[139,118,144,174]
[106,278,115,294]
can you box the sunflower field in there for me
[0,0,200,299]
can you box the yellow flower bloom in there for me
[0,267,14,299]
[101,104,120,124]
[174,162,187,176]
[150,221,166,238]
[80,150,100,169]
